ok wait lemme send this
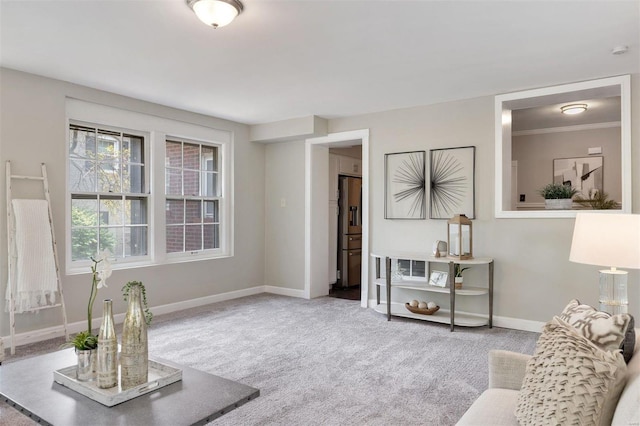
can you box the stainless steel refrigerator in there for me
[337,176,362,287]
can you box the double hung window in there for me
[165,139,221,254]
[66,100,232,273]
[68,124,148,263]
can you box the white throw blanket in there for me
[5,199,58,313]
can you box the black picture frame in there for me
[429,146,476,219]
[384,151,426,219]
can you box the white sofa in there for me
[457,328,640,425]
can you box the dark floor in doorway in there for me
[329,285,361,300]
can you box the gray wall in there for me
[327,76,639,323]
[513,127,621,204]
[264,141,305,291]
[2,67,638,335]
[0,68,266,334]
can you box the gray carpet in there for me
[1,294,539,425]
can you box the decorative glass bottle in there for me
[97,299,118,389]
[120,283,148,389]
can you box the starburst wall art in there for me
[429,146,475,219]
[384,151,426,219]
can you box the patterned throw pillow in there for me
[558,299,634,362]
[515,318,628,426]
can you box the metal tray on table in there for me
[53,359,182,407]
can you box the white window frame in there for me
[67,121,151,271]
[65,99,233,274]
[164,136,225,259]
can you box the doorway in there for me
[330,148,363,300]
[305,129,370,308]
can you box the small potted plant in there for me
[538,183,578,210]
[574,189,619,210]
[454,264,470,289]
[62,250,112,381]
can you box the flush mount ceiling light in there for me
[560,104,588,115]
[187,0,243,28]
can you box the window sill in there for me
[65,252,232,275]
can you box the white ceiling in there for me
[1,0,638,125]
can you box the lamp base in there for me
[599,269,628,315]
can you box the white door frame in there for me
[305,129,370,307]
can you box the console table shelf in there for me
[372,304,489,327]
[373,278,489,296]
[371,252,494,331]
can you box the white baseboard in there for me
[264,285,306,299]
[493,315,544,333]
[367,298,544,333]
[1,285,310,351]
[1,285,267,351]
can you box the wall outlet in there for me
[280,198,286,207]
[520,194,525,202]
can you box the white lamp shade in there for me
[570,213,640,269]
[191,0,240,28]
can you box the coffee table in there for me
[0,348,259,425]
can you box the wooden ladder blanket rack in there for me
[5,161,68,355]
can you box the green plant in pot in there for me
[538,183,578,210]
[62,250,112,381]
[454,264,470,289]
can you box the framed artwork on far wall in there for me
[553,156,603,199]
[384,151,426,219]
[429,146,476,219]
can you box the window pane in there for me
[100,227,122,258]
[71,228,97,261]
[165,168,182,195]
[123,164,144,193]
[412,260,426,277]
[69,160,97,192]
[166,225,184,253]
[202,146,217,171]
[185,224,202,251]
[203,224,219,249]
[98,161,121,193]
[69,126,96,160]
[97,131,119,159]
[204,200,218,223]
[123,134,144,164]
[100,198,123,226]
[185,200,202,224]
[125,198,147,225]
[166,199,184,224]
[165,141,182,167]
[202,172,217,197]
[398,259,410,274]
[72,199,98,227]
[183,170,199,196]
[125,226,147,257]
[183,143,199,170]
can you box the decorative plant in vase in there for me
[62,249,112,381]
[120,281,153,389]
[573,189,619,210]
[454,264,470,289]
[538,183,578,210]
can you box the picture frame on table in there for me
[429,271,448,287]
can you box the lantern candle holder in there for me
[447,214,473,260]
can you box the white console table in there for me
[371,252,494,331]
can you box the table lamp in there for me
[569,212,640,314]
